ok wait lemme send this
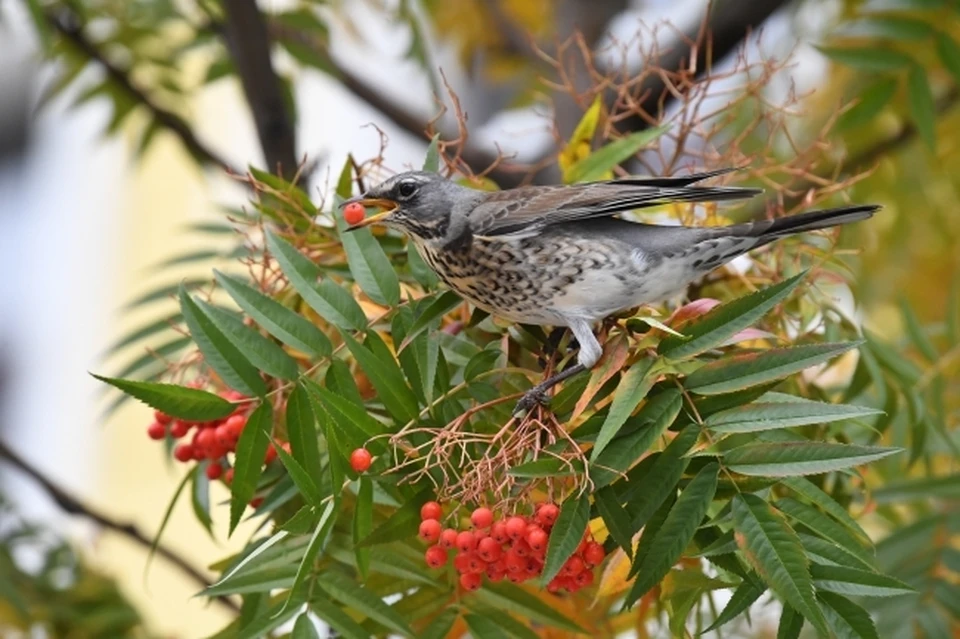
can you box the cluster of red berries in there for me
[146,390,288,492]
[418,502,605,593]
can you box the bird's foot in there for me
[513,387,550,416]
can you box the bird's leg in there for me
[514,320,601,415]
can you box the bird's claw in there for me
[513,387,549,416]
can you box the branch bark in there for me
[45,7,241,176]
[0,438,240,615]
[220,0,299,181]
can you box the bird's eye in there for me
[397,181,418,198]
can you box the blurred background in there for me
[0,0,957,637]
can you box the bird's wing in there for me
[467,169,762,239]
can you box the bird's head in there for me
[341,171,475,243]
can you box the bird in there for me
[341,168,879,415]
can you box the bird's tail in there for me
[746,204,881,244]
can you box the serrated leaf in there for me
[590,389,683,488]
[270,434,324,507]
[230,403,273,534]
[725,442,901,476]
[541,493,591,585]
[704,579,765,632]
[660,272,806,360]
[474,582,584,633]
[308,382,385,453]
[179,286,266,396]
[354,477,373,579]
[780,477,871,545]
[906,64,936,151]
[595,487,635,559]
[625,425,698,529]
[811,564,914,597]
[315,571,412,636]
[732,494,828,636]
[686,342,860,395]
[147,470,192,574]
[196,301,300,380]
[936,32,960,84]
[215,271,331,357]
[624,463,719,608]
[398,290,461,352]
[706,399,882,433]
[357,488,432,548]
[565,127,670,183]
[818,592,879,639]
[590,358,657,462]
[310,597,371,639]
[335,206,401,307]
[342,332,419,423]
[266,230,368,331]
[838,77,898,131]
[278,501,337,617]
[817,45,914,70]
[778,605,804,639]
[286,382,323,480]
[191,464,213,537]
[91,376,235,420]
[776,498,874,568]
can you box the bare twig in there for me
[44,6,241,176]
[0,439,240,615]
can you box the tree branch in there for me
[0,438,240,615]
[220,0,299,181]
[45,6,241,176]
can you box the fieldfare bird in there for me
[343,168,878,414]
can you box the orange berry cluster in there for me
[146,389,288,488]
[418,502,605,593]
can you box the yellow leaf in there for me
[559,95,604,177]
[594,547,633,600]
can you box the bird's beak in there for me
[341,196,398,231]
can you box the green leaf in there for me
[778,605,804,639]
[310,597,371,639]
[590,389,683,488]
[270,435,324,507]
[590,358,656,462]
[292,614,321,639]
[625,424,698,529]
[357,488,432,547]
[230,402,273,534]
[286,382,323,479]
[196,301,300,380]
[936,32,960,85]
[407,242,438,289]
[147,470,192,574]
[91,376,234,421]
[541,493,591,585]
[594,487,635,559]
[873,473,960,503]
[309,382,386,453]
[624,463,719,608]
[474,582,585,633]
[335,206,401,307]
[706,399,882,434]
[811,564,914,597]
[816,46,914,71]
[179,285,266,397]
[899,298,938,362]
[838,77,898,131]
[775,498,874,568]
[906,64,937,151]
[732,494,829,636]
[354,477,373,579]
[565,127,670,183]
[508,457,579,478]
[278,501,337,616]
[315,571,413,636]
[660,272,806,360]
[419,609,458,639]
[191,464,213,537]
[342,332,419,423]
[818,592,879,639]
[398,290,462,352]
[266,230,368,331]
[704,579,765,632]
[725,442,901,476]
[685,342,861,395]
[780,477,871,545]
[215,271,332,357]
[462,613,516,639]
[423,133,440,172]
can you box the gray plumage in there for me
[343,169,879,413]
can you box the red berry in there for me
[264,443,278,464]
[477,537,502,562]
[196,427,216,451]
[420,501,442,521]
[249,496,263,509]
[504,551,525,573]
[491,521,509,543]
[471,507,494,529]
[486,569,505,582]
[562,556,585,577]
[224,468,234,484]
[424,545,448,568]
[583,542,605,566]
[536,504,559,527]
[206,462,223,480]
[418,519,442,543]
[224,414,246,437]
[459,572,482,592]
[439,528,458,549]
[154,410,173,425]
[546,578,563,593]
[507,572,525,583]
[527,528,549,552]
[512,539,532,557]
[343,202,366,226]
[173,444,193,462]
[147,421,166,440]
[466,554,484,574]
[349,448,372,472]
[575,569,594,588]
[505,516,527,540]
[170,420,189,438]
[215,424,233,447]
[456,531,477,553]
